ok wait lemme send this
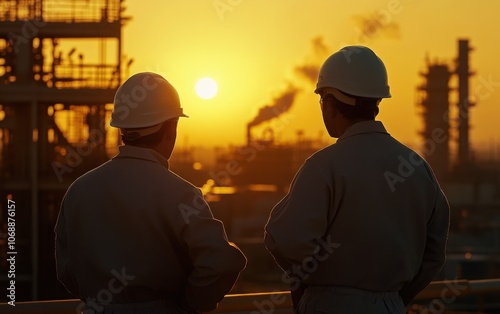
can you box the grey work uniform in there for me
[265,120,449,314]
[55,145,246,313]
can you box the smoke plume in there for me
[352,12,401,40]
[248,37,329,130]
[294,36,329,83]
[248,86,299,128]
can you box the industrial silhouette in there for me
[0,0,130,301]
[0,1,499,311]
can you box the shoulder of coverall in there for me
[113,145,169,168]
[336,120,389,142]
[66,146,202,200]
[304,120,389,164]
[111,145,201,190]
[300,119,441,189]
[63,158,113,193]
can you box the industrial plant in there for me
[0,0,128,301]
[416,39,500,293]
[0,0,499,312]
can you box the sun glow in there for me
[195,77,218,99]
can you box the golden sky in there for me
[122,0,500,154]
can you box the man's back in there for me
[300,121,446,290]
[56,145,246,312]
[265,121,449,307]
[266,45,449,314]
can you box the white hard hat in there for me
[110,72,188,130]
[315,46,391,99]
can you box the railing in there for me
[1,279,500,313]
[52,64,120,89]
[0,0,123,23]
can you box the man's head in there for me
[110,72,188,159]
[315,46,391,137]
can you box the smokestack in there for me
[247,124,252,146]
[246,37,327,145]
[457,39,474,165]
[418,62,452,182]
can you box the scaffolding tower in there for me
[456,39,474,165]
[0,0,129,300]
[416,39,477,182]
[417,61,452,182]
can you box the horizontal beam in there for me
[415,278,500,300]
[0,180,72,191]
[0,21,121,38]
[1,279,500,313]
[0,293,292,314]
[0,85,116,104]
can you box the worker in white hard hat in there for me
[265,46,449,313]
[55,72,246,313]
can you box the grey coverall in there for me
[265,120,449,314]
[55,145,246,313]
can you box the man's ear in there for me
[324,100,338,119]
[164,119,178,141]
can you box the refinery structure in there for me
[0,0,129,300]
[417,39,476,179]
[417,39,500,285]
[0,0,500,310]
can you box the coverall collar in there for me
[114,145,169,168]
[337,120,388,142]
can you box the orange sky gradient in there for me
[121,0,500,156]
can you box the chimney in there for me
[457,39,474,165]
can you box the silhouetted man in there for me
[265,46,449,314]
[55,72,246,313]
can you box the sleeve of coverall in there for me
[54,196,79,296]
[264,159,331,271]
[399,187,450,305]
[175,188,247,312]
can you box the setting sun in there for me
[123,1,500,150]
[195,77,218,99]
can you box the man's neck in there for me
[337,118,373,137]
